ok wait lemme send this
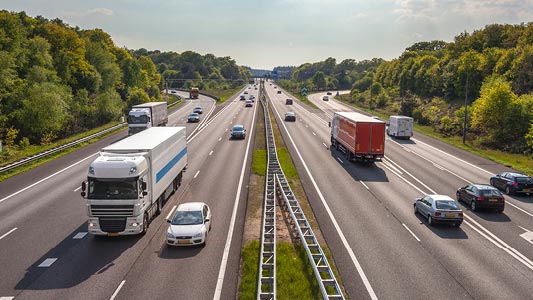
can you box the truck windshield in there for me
[128,115,149,124]
[88,178,138,199]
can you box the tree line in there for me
[0,11,247,158]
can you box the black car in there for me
[230,125,246,139]
[490,172,533,195]
[277,90,282,94]
[456,184,505,212]
[285,112,296,122]
[188,113,200,123]
[285,98,293,105]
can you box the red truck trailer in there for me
[330,112,386,162]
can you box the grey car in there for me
[188,112,200,123]
[414,194,463,227]
[230,124,246,139]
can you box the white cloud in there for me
[452,0,533,19]
[393,0,439,23]
[352,12,368,19]
[63,8,114,18]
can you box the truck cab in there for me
[128,108,152,135]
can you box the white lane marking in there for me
[381,160,403,175]
[312,132,316,136]
[72,232,87,239]
[269,101,378,300]
[385,157,436,193]
[109,280,126,300]
[219,137,222,141]
[73,186,81,192]
[209,150,214,156]
[225,128,228,131]
[166,205,177,220]
[433,163,445,171]
[0,153,98,204]
[410,138,494,175]
[402,147,411,153]
[194,171,200,179]
[402,223,421,242]
[322,142,328,149]
[0,297,15,300]
[506,202,533,217]
[187,99,231,143]
[519,227,533,245]
[360,181,370,190]
[0,228,17,240]
[230,121,232,124]
[213,92,258,300]
[38,258,58,268]
[336,157,343,164]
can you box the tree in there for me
[312,71,326,89]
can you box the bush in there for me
[19,137,30,149]
[5,127,19,147]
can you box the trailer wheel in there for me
[156,196,163,215]
[141,213,149,235]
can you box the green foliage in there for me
[252,149,267,176]
[5,127,19,146]
[126,87,150,112]
[312,71,326,89]
[238,240,260,300]
[18,137,30,149]
[526,122,533,151]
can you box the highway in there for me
[266,83,533,300]
[0,88,257,300]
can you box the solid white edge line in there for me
[209,150,214,156]
[269,99,379,300]
[72,232,88,239]
[322,142,328,149]
[402,223,421,242]
[0,297,15,300]
[360,181,370,190]
[0,153,99,204]
[109,280,126,300]
[336,157,343,164]
[73,186,81,192]
[194,171,200,179]
[38,258,58,268]
[506,201,533,217]
[213,93,257,300]
[166,205,177,221]
[0,227,17,240]
[312,132,316,136]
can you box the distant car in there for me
[245,100,253,107]
[193,106,203,114]
[240,95,246,100]
[285,112,296,122]
[171,90,177,94]
[414,195,463,227]
[166,202,211,247]
[274,86,277,89]
[230,124,246,139]
[243,90,248,94]
[326,91,332,95]
[277,90,282,94]
[285,98,293,105]
[490,172,533,195]
[249,95,255,101]
[187,112,200,123]
[254,87,258,90]
[323,95,329,101]
[456,184,505,212]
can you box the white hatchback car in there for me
[167,202,211,246]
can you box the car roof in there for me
[194,106,202,108]
[176,202,205,211]
[427,194,455,201]
[286,111,295,115]
[507,172,530,178]
[232,124,244,129]
[189,112,199,115]
[471,184,498,190]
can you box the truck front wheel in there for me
[142,213,149,235]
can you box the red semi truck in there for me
[330,112,386,162]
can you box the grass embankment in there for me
[239,97,344,299]
[336,94,533,174]
[203,84,246,103]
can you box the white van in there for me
[387,116,413,139]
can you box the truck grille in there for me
[99,217,126,233]
[91,205,134,217]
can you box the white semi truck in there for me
[127,102,168,135]
[81,127,187,236]
[387,116,414,140]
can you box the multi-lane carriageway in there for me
[0,84,533,300]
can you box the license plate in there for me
[445,214,455,217]
[177,240,191,244]
[489,199,498,202]
[108,233,119,237]
[523,188,530,192]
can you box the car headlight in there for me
[193,232,203,238]
[167,232,174,239]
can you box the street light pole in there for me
[462,71,469,144]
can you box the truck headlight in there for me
[130,222,139,227]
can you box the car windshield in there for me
[233,126,244,131]
[171,211,203,225]
[516,177,533,184]
[88,177,138,199]
[435,200,459,210]
[480,189,502,197]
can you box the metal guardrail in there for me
[257,83,277,300]
[258,83,344,300]
[0,123,126,173]
[0,98,184,174]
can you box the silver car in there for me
[414,194,463,227]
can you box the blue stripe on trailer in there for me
[156,147,187,183]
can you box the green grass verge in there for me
[294,93,319,109]
[239,241,321,300]
[204,85,246,103]
[276,148,298,180]
[252,149,267,176]
[336,94,533,174]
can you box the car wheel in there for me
[414,204,418,214]
[456,192,461,202]
[454,222,462,227]
[202,232,207,247]
[490,178,495,187]
[505,186,512,195]
[471,200,477,211]
[497,208,504,213]
[428,215,434,226]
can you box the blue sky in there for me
[3,0,533,69]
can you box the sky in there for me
[2,0,533,70]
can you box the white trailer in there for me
[81,127,187,236]
[387,116,413,140]
[128,102,168,135]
